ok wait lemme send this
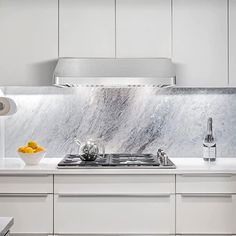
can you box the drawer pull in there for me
[0,174,50,177]
[180,193,233,198]
[57,193,171,198]
[0,194,49,197]
[180,174,233,177]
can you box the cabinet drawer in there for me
[176,174,236,193]
[0,174,53,193]
[54,174,175,194]
[54,194,175,234]
[176,194,236,234]
[0,194,53,234]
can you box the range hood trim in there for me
[53,58,176,88]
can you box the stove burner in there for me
[57,152,176,169]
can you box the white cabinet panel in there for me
[0,0,58,86]
[0,174,53,193]
[230,0,236,86]
[0,194,53,234]
[54,194,175,234]
[176,235,236,236]
[116,0,171,58]
[173,0,228,86]
[176,174,236,193]
[59,0,115,58]
[54,174,175,194]
[176,194,236,234]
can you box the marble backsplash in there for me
[2,86,236,158]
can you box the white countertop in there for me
[0,217,13,236]
[0,157,236,174]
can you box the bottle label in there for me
[203,146,216,159]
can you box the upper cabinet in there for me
[116,0,171,58]
[0,0,58,86]
[173,0,228,87]
[230,0,236,86]
[0,0,235,87]
[59,0,115,58]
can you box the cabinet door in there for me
[230,0,236,86]
[173,0,228,86]
[0,0,58,86]
[116,0,171,58]
[176,194,236,234]
[59,0,115,58]
[0,194,53,234]
[54,194,175,234]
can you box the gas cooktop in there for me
[57,151,176,169]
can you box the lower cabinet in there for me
[0,194,53,234]
[54,194,175,234]
[176,194,236,234]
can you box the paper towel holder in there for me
[0,97,17,116]
[0,102,5,111]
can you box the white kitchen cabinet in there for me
[54,193,175,234]
[59,0,115,58]
[0,194,53,234]
[116,0,171,58]
[0,0,58,86]
[229,0,236,86]
[173,0,228,86]
[54,174,175,194]
[0,174,53,193]
[176,174,236,193]
[176,194,236,234]
[54,174,175,234]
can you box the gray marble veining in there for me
[3,87,236,158]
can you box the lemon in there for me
[34,146,45,153]
[24,147,34,154]
[27,140,38,149]
[18,146,26,153]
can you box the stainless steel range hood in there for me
[53,58,176,87]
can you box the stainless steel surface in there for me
[0,174,50,177]
[0,194,48,197]
[57,193,171,197]
[180,193,233,198]
[57,152,176,169]
[74,138,105,161]
[53,58,176,87]
[179,174,233,177]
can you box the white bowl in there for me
[18,151,46,165]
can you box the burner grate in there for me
[57,153,175,169]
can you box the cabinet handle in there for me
[179,174,233,177]
[57,193,171,198]
[180,193,233,198]
[0,193,49,197]
[0,174,50,177]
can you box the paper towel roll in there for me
[0,97,17,116]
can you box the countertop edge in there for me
[1,158,236,175]
[0,218,13,236]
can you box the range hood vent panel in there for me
[53,58,176,87]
